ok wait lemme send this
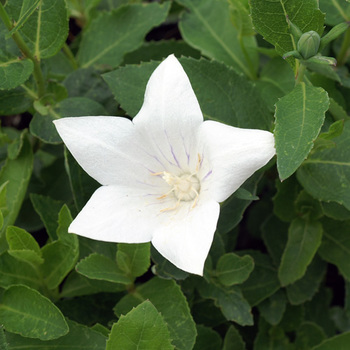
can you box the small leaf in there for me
[258,290,287,325]
[0,285,68,340]
[222,325,246,350]
[274,83,329,180]
[106,301,174,350]
[76,253,131,285]
[216,253,254,286]
[77,2,170,68]
[193,325,222,350]
[0,56,33,90]
[295,321,326,349]
[116,243,150,278]
[278,217,322,286]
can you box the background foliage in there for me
[1,0,350,348]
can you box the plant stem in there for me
[0,2,46,97]
[62,43,79,70]
[239,34,257,80]
[295,63,306,85]
[337,27,350,66]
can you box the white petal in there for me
[133,55,203,172]
[200,120,275,202]
[69,185,165,243]
[151,199,220,275]
[54,116,169,189]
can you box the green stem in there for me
[62,43,79,70]
[295,63,306,85]
[238,34,257,80]
[0,2,45,97]
[337,27,350,66]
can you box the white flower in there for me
[53,55,275,275]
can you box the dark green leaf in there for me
[319,0,350,25]
[193,325,222,350]
[106,301,174,350]
[0,285,68,340]
[295,321,326,349]
[258,289,287,325]
[312,331,350,349]
[275,83,329,180]
[0,56,33,90]
[0,87,32,115]
[222,325,246,350]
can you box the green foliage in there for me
[106,301,174,350]
[0,0,350,347]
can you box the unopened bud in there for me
[297,31,320,59]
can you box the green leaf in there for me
[114,277,196,350]
[297,120,350,210]
[250,0,324,63]
[30,194,64,241]
[0,86,32,115]
[76,253,131,284]
[275,83,329,180]
[106,301,174,350]
[0,252,41,289]
[0,56,33,90]
[318,218,350,280]
[258,289,287,325]
[312,331,350,349]
[285,256,327,304]
[319,0,350,25]
[0,285,68,340]
[222,325,246,350]
[30,97,108,144]
[177,0,257,79]
[41,239,79,290]
[6,226,43,265]
[216,253,254,286]
[116,243,150,278]
[278,217,322,286]
[0,326,8,350]
[77,2,170,68]
[240,251,280,306]
[295,321,326,349]
[6,0,41,37]
[0,133,33,252]
[193,325,222,350]
[104,58,272,129]
[279,303,305,332]
[228,0,255,36]
[6,0,68,59]
[321,201,350,221]
[56,204,76,246]
[198,281,253,326]
[5,319,107,349]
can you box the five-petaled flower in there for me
[54,55,275,275]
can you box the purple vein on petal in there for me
[202,170,213,182]
[165,129,181,168]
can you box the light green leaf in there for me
[250,0,324,63]
[258,290,287,325]
[77,2,170,68]
[106,301,174,350]
[0,132,33,252]
[6,0,68,59]
[0,285,68,340]
[114,277,196,350]
[216,253,254,286]
[0,56,33,90]
[7,0,41,37]
[275,83,329,180]
[41,240,79,290]
[278,217,323,286]
[104,58,272,129]
[76,253,131,285]
[6,226,43,265]
[222,325,246,350]
[0,252,41,289]
[30,194,64,241]
[198,281,253,326]
[177,0,258,79]
[116,243,150,278]
[312,331,350,349]
[297,120,350,210]
[295,321,326,349]
[240,251,280,306]
[5,319,107,349]
[318,218,350,280]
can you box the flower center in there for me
[162,172,200,201]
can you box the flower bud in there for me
[297,31,321,59]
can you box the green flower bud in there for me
[297,31,321,59]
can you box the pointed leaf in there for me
[275,83,329,180]
[106,301,174,350]
[0,285,68,340]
